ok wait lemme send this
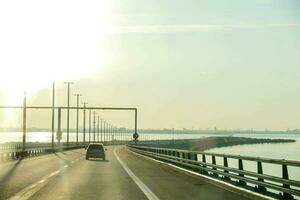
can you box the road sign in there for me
[133,132,139,140]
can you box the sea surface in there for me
[204,133,300,197]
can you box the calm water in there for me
[205,133,300,196]
[0,131,223,144]
[207,133,300,161]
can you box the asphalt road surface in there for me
[0,146,250,200]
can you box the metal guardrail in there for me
[0,140,130,161]
[0,143,86,161]
[128,145,300,200]
[0,142,85,152]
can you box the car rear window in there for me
[88,144,104,150]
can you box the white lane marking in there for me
[113,147,160,200]
[128,149,275,200]
[29,184,37,189]
[8,162,74,200]
[49,170,60,178]
[38,179,45,184]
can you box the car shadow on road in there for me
[87,159,109,162]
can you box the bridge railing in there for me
[0,140,130,161]
[0,142,87,161]
[127,145,300,200]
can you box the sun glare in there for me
[0,0,114,105]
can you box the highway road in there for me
[0,146,251,200]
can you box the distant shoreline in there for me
[0,129,299,135]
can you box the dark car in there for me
[85,143,106,160]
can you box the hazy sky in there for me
[0,0,300,130]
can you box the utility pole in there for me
[51,81,55,148]
[82,102,88,145]
[64,81,73,145]
[74,94,82,145]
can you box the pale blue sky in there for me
[0,0,300,130]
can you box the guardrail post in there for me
[192,153,198,161]
[176,151,180,162]
[212,155,218,176]
[280,164,293,199]
[202,154,208,174]
[238,159,246,185]
[185,152,193,169]
[223,156,230,180]
[179,152,184,166]
[255,161,266,192]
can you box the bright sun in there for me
[0,0,114,105]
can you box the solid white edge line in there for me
[113,147,160,200]
[127,148,275,200]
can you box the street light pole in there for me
[103,121,106,142]
[114,126,116,142]
[97,116,100,142]
[110,124,112,142]
[108,124,110,143]
[82,102,88,145]
[51,81,55,148]
[93,111,96,142]
[22,93,27,151]
[64,82,74,145]
[172,128,175,144]
[88,109,91,143]
[100,119,103,142]
[74,94,82,145]
[112,125,114,143]
[107,123,109,142]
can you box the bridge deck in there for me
[0,146,252,200]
